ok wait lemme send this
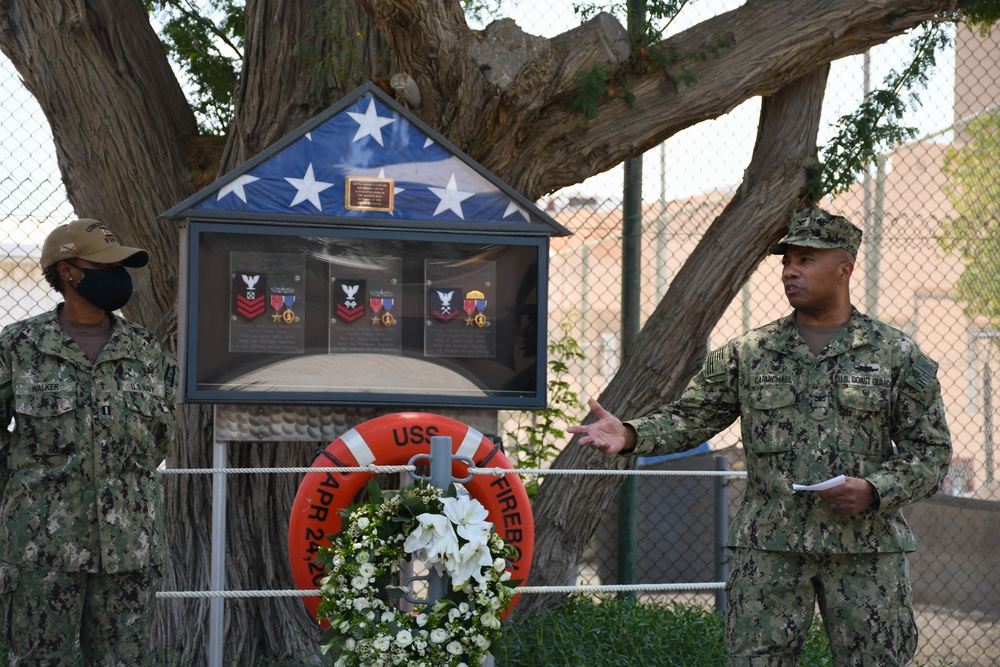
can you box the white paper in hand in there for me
[792,475,846,492]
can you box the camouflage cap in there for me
[40,218,149,269]
[768,207,863,258]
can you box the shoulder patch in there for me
[705,347,727,380]
[908,354,937,393]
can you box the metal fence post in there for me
[714,455,730,614]
[428,435,453,604]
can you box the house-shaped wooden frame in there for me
[161,82,570,409]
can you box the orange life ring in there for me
[288,412,534,621]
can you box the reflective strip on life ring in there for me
[287,412,534,621]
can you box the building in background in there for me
[544,24,1000,496]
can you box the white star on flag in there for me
[429,174,475,219]
[348,99,395,146]
[286,164,334,211]
[503,200,530,221]
[217,174,260,203]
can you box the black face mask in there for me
[70,264,134,311]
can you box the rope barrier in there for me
[154,464,737,604]
[469,467,747,478]
[156,465,746,478]
[155,582,725,599]
[157,465,416,475]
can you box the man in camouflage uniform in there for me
[569,207,951,666]
[0,219,177,666]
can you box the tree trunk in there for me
[151,3,398,665]
[517,62,832,616]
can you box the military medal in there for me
[370,288,396,326]
[281,295,296,324]
[271,294,284,322]
[464,290,488,327]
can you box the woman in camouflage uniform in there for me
[0,219,176,666]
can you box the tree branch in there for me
[519,62,831,615]
[359,0,950,199]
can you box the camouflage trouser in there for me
[725,548,917,667]
[0,562,160,667]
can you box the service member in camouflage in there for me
[569,207,951,666]
[0,219,177,666]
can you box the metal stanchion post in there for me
[714,455,730,614]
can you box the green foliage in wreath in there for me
[315,481,520,667]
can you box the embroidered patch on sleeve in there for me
[909,354,937,393]
[705,347,727,380]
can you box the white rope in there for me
[469,467,747,478]
[157,465,416,475]
[156,582,724,599]
[155,466,746,478]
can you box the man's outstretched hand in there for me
[567,398,636,455]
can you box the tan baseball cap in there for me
[40,218,149,269]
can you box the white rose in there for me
[395,629,413,647]
[474,635,490,649]
[353,597,369,611]
[493,557,506,573]
[430,628,448,643]
[351,576,368,590]
[359,563,376,579]
[459,602,469,614]
[373,635,391,651]
[356,516,370,530]
[446,640,463,655]
[415,613,428,627]
[381,611,394,623]
[481,610,500,629]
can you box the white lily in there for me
[440,495,492,541]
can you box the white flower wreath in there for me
[316,481,519,667]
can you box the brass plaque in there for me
[345,177,394,212]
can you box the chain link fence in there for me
[3,3,1000,665]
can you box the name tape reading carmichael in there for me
[345,176,394,212]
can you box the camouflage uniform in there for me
[626,308,951,666]
[0,307,177,666]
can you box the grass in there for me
[0,597,953,666]
[493,595,831,667]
